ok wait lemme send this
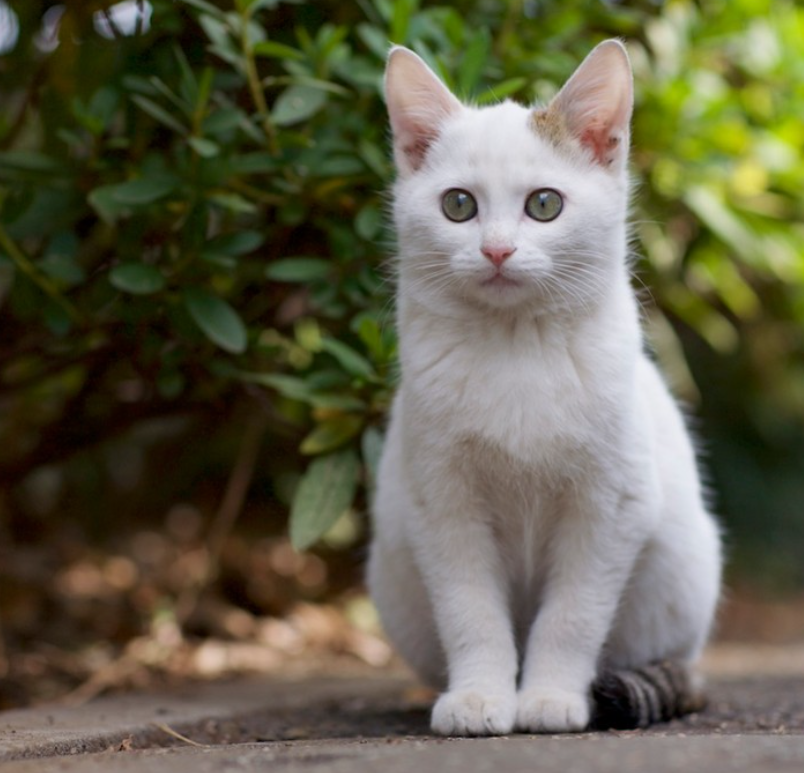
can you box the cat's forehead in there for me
[432,101,570,179]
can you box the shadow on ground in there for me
[183,676,804,745]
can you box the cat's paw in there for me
[516,687,590,733]
[431,689,517,736]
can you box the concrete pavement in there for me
[2,644,804,772]
[4,736,804,773]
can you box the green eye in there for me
[525,189,563,222]
[441,189,478,222]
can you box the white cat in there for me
[367,40,722,736]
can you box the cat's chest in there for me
[404,317,614,462]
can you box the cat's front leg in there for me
[516,484,655,733]
[411,478,518,736]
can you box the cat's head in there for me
[385,40,633,315]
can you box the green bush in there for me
[0,0,802,584]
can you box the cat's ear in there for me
[385,46,462,176]
[536,39,633,170]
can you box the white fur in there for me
[368,41,722,736]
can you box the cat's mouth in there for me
[481,272,521,289]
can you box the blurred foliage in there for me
[0,0,802,587]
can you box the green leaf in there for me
[179,0,226,19]
[271,84,328,127]
[46,230,79,257]
[283,76,350,97]
[238,372,313,401]
[122,75,158,96]
[458,28,490,97]
[358,138,388,177]
[236,113,266,144]
[356,316,385,361]
[198,13,233,49]
[43,299,73,337]
[208,44,244,70]
[197,66,214,113]
[130,95,187,134]
[320,337,375,379]
[294,317,322,352]
[200,253,237,270]
[39,255,85,286]
[88,87,119,125]
[88,187,127,223]
[391,0,418,42]
[300,414,363,455]
[371,0,393,23]
[253,41,305,60]
[238,0,280,12]
[72,86,119,136]
[684,185,758,263]
[308,393,366,412]
[0,151,63,175]
[109,263,166,295]
[289,448,360,551]
[198,15,244,70]
[233,370,364,412]
[357,23,390,59]
[204,230,264,257]
[175,44,199,105]
[304,369,350,391]
[183,287,248,353]
[355,204,382,240]
[89,177,178,222]
[208,192,258,214]
[107,176,179,205]
[188,136,220,157]
[40,233,85,287]
[148,76,191,115]
[202,108,245,135]
[228,151,279,174]
[309,155,364,177]
[265,257,331,282]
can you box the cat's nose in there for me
[482,245,516,267]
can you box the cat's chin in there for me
[481,274,521,289]
[469,273,536,310]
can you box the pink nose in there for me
[482,245,516,267]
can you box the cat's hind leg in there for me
[596,505,721,728]
[604,505,720,669]
[367,523,447,691]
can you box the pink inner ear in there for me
[385,47,462,175]
[544,40,633,170]
[392,110,440,171]
[404,134,435,169]
[581,124,622,166]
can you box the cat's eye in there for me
[441,189,478,223]
[525,189,563,222]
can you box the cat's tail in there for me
[590,660,706,730]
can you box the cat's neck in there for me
[396,260,644,396]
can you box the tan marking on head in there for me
[530,107,573,151]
